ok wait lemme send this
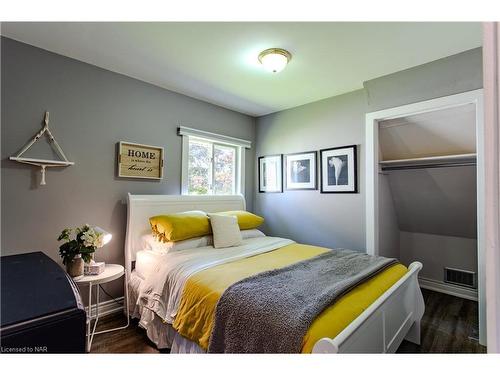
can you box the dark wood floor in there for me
[397,289,485,353]
[90,289,486,354]
[91,316,164,354]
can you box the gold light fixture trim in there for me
[258,48,292,73]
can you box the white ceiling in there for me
[1,22,482,116]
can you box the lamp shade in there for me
[94,226,112,246]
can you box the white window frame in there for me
[179,126,251,196]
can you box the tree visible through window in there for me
[188,138,236,195]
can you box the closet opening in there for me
[365,89,485,346]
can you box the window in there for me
[179,126,251,196]
[187,138,236,195]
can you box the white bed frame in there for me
[124,193,425,354]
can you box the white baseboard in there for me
[85,296,125,319]
[418,276,478,301]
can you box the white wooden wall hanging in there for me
[9,111,74,185]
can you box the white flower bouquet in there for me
[58,224,106,265]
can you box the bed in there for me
[124,193,424,353]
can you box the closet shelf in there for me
[379,153,476,171]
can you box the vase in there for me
[66,255,84,277]
[84,253,96,276]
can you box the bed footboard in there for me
[312,261,424,353]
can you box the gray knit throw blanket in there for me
[208,248,397,353]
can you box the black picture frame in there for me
[284,151,318,191]
[319,145,358,193]
[258,154,283,193]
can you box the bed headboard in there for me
[124,193,246,276]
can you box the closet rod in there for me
[382,161,476,171]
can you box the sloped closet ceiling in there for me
[386,166,477,238]
[379,104,476,160]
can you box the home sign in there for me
[118,141,164,179]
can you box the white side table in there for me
[74,264,129,352]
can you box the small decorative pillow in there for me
[209,214,243,249]
[215,210,264,230]
[149,210,211,242]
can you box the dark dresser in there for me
[1,252,86,353]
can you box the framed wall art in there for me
[258,154,283,193]
[118,141,164,179]
[320,145,358,193]
[284,151,317,190]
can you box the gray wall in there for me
[400,232,477,281]
[387,166,477,239]
[387,167,478,282]
[378,174,400,259]
[364,48,483,112]
[255,90,367,251]
[254,48,483,254]
[1,37,255,300]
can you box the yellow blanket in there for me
[173,243,407,353]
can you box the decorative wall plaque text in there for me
[118,141,164,179]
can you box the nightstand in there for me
[74,264,129,352]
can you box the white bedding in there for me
[135,229,267,284]
[135,250,166,279]
[136,236,294,327]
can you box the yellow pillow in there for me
[216,210,264,230]
[149,211,211,242]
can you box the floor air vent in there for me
[444,267,477,289]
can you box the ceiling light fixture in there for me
[258,48,292,73]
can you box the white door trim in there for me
[483,22,500,353]
[365,88,486,346]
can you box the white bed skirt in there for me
[170,326,205,354]
[129,271,205,353]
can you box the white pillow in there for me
[241,229,265,240]
[209,214,243,249]
[141,229,263,253]
[141,234,212,253]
